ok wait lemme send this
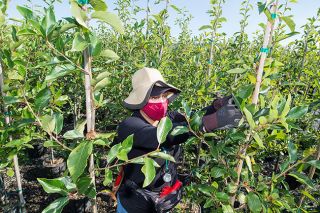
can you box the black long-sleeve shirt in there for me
[113,110,191,190]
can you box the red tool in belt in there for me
[160,180,182,198]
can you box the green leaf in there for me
[245,155,253,174]
[170,126,189,136]
[306,160,320,170]
[16,6,33,20]
[5,139,24,148]
[29,19,45,36]
[35,87,51,111]
[94,78,109,92]
[281,94,291,118]
[257,2,267,14]
[63,119,86,139]
[63,130,83,139]
[301,190,317,202]
[198,185,214,196]
[141,157,156,188]
[211,167,226,178]
[6,168,14,177]
[229,131,245,141]
[90,34,103,57]
[3,96,22,105]
[275,31,299,42]
[45,7,56,36]
[90,0,107,11]
[71,32,88,52]
[243,107,255,129]
[237,84,254,99]
[103,169,113,186]
[59,176,76,191]
[76,177,96,198]
[288,141,297,163]
[37,178,68,196]
[247,192,262,213]
[203,199,214,208]
[181,101,191,118]
[253,133,265,149]
[53,112,63,135]
[288,172,314,188]
[157,117,173,144]
[75,119,87,133]
[170,4,181,13]
[100,49,120,63]
[70,1,88,28]
[258,116,267,125]
[190,111,204,131]
[117,134,134,161]
[185,136,198,146]
[41,115,56,133]
[130,157,144,164]
[0,13,4,26]
[199,25,212,31]
[96,132,115,139]
[91,11,124,34]
[42,197,69,213]
[67,141,93,182]
[45,65,75,81]
[238,193,246,204]
[226,183,237,194]
[286,106,308,120]
[281,16,296,32]
[216,192,229,203]
[149,152,175,162]
[60,23,78,33]
[92,71,110,85]
[107,143,121,164]
[222,204,234,213]
[43,140,60,148]
[17,28,37,36]
[280,160,290,173]
[93,139,107,146]
[226,68,246,74]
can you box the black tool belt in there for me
[123,179,183,213]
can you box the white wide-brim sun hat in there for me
[123,67,181,110]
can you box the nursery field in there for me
[0,0,320,212]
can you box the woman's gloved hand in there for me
[202,95,242,132]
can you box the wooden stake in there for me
[0,59,26,212]
[230,1,278,206]
[83,40,97,213]
[207,0,224,80]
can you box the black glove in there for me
[202,95,233,116]
[202,95,242,132]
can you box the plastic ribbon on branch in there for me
[77,0,89,5]
[260,47,269,53]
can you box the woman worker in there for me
[112,67,242,213]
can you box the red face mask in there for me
[142,99,168,121]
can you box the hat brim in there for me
[123,81,181,110]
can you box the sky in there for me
[6,0,320,43]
